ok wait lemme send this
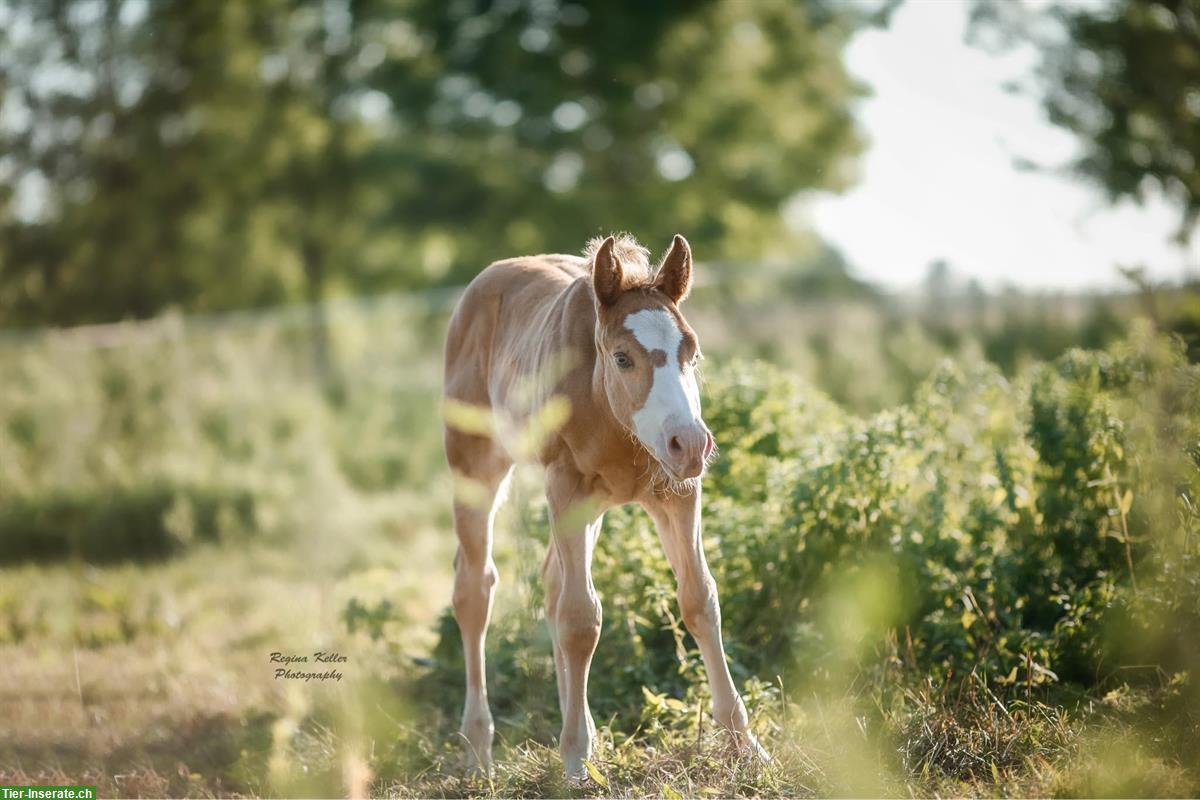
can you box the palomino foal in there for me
[442,233,763,780]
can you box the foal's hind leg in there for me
[446,430,513,773]
[540,542,569,719]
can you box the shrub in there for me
[418,334,1200,743]
[0,482,255,564]
[0,302,448,565]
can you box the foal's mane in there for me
[583,233,657,286]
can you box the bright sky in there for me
[804,0,1198,291]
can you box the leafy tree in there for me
[0,0,405,342]
[0,2,344,325]
[970,0,1200,242]
[362,0,885,284]
[0,0,883,327]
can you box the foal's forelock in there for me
[584,233,653,282]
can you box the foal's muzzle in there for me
[662,422,714,480]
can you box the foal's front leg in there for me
[646,485,768,759]
[544,464,605,781]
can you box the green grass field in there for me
[1,294,1197,798]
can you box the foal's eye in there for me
[614,352,633,370]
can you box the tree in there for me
[969,0,1200,243]
[0,2,334,325]
[0,0,887,327]
[361,0,887,284]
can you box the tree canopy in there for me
[0,0,881,327]
[970,0,1200,244]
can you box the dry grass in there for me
[0,484,458,798]
[2,474,1197,798]
[3,530,1197,797]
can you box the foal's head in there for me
[589,234,714,483]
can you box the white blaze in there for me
[624,308,701,449]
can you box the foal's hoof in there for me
[562,758,597,789]
[739,734,768,762]
[459,716,494,776]
[733,730,772,763]
[462,754,493,779]
[459,737,493,777]
[563,763,589,786]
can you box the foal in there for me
[442,233,763,779]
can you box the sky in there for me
[804,0,1198,292]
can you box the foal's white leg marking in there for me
[623,309,701,447]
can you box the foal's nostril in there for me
[668,435,683,456]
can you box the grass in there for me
[4,482,1192,798]
[0,482,458,798]
[2,294,1198,797]
[385,674,1196,798]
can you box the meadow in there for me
[1,286,1198,798]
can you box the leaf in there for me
[584,759,609,789]
[664,697,689,713]
[662,784,683,800]
[516,395,572,458]
[442,398,495,437]
[991,761,1001,785]
[1119,489,1133,515]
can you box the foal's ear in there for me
[592,235,624,307]
[655,234,693,304]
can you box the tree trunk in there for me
[301,235,343,403]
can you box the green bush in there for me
[420,332,1200,741]
[0,302,447,565]
[0,482,255,564]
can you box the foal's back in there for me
[443,254,595,453]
